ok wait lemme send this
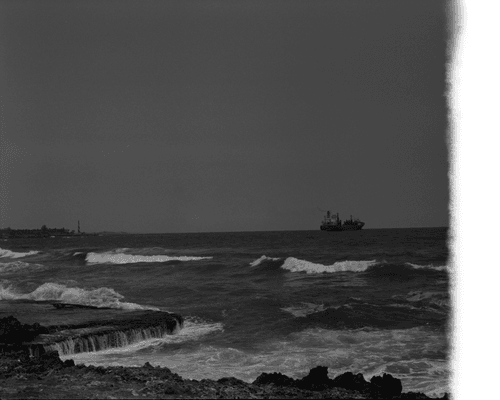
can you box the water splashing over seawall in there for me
[0,300,184,357]
[47,322,183,355]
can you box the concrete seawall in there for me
[0,300,183,356]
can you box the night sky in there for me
[0,0,450,233]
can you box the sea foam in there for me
[281,257,377,274]
[0,247,39,258]
[406,263,448,272]
[249,255,281,266]
[86,251,212,264]
[0,282,158,310]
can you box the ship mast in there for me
[78,220,80,234]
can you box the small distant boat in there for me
[320,211,365,231]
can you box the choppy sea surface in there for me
[0,228,450,397]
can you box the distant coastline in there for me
[0,226,449,238]
[0,226,98,239]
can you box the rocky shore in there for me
[1,316,449,399]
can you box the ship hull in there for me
[320,223,365,231]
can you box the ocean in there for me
[0,228,450,397]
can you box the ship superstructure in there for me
[320,211,365,231]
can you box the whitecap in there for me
[0,247,39,259]
[281,257,377,274]
[0,282,158,310]
[406,263,448,272]
[86,251,212,264]
[249,255,281,267]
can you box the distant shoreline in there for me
[0,228,131,238]
[1,226,449,238]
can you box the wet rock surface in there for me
[0,300,183,332]
[0,314,449,399]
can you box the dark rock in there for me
[252,372,296,387]
[370,373,402,398]
[19,349,65,374]
[163,383,185,395]
[39,350,64,368]
[63,359,75,367]
[296,366,332,390]
[331,371,372,392]
[143,362,154,369]
[218,377,248,386]
[0,316,49,348]
[94,366,106,374]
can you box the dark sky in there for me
[0,0,449,233]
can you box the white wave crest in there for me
[0,283,21,300]
[86,251,212,264]
[249,255,281,267]
[0,247,39,258]
[406,263,448,272]
[281,257,377,274]
[0,282,158,310]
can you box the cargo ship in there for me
[320,211,365,231]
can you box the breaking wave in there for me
[0,261,45,273]
[281,257,378,274]
[0,247,39,258]
[249,255,281,267]
[0,282,158,310]
[86,251,212,264]
[279,258,449,276]
[406,263,448,272]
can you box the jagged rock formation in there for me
[253,366,406,398]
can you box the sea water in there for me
[0,228,450,397]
